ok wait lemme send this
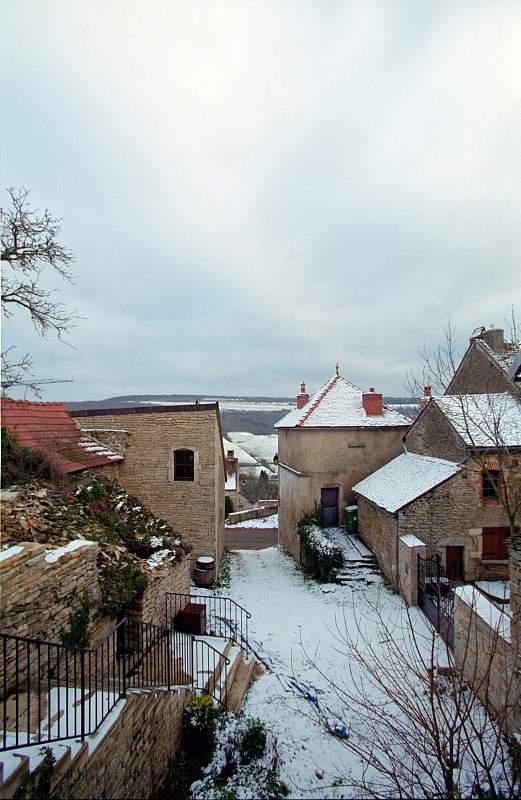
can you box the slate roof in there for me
[433,393,521,448]
[353,452,463,513]
[274,375,410,429]
[1,399,124,474]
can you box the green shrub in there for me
[1,427,54,488]
[239,718,267,764]
[297,513,344,582]
[75,480,107,502]
[183,694,220,758]
[61,590,90,648]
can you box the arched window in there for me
[174,449,194,481]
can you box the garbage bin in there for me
[345,505,358,534]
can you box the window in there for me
[481,469,501,504]
[174,449,194,481]
[482,527,509,560]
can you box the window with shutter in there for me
[482,527,509,560]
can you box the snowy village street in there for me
[222,544,432,799]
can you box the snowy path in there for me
[226,546,431,799]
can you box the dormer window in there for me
[174,449,194,481]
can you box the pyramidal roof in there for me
[274,375,410,429]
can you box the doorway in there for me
[321,487,339,527]
[445,546,464,582]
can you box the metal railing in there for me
[1,589,251,754]
[165,592,251,651]
[192,637,230,708]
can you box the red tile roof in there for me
[1,399,124,474]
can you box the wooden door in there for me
[445,546,464,582]
[321,488,339,528]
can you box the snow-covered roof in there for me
[478,338,520,375]
[353,453,462,513]
[274,375,410,429]
[433,393,521,448]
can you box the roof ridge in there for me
[297,375,340,428]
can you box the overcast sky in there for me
[2,1,520,400]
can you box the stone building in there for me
[72,403,226,569]
[354,392,521,586]
[446,326,520,398]
[275,369,410,560]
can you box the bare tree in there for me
[300,596,520,799]
[1,187,76,396]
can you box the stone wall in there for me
[405,401,466,462]
[0,541,100,642]
[53,687,192,800]
[0,541,101,691]
[454,591,519,732]
[357,499,398,584]
[81,427,132,455]
[73,405,225,570]
[127,558,190,626]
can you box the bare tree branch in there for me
[1,187,78,396]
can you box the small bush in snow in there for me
[298,516,344,582]
[183,694,221,758]
[190,715,288,800]
[239,718,267,764]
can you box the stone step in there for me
[218,647,242,707]
[226,656,257,714]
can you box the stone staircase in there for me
[329,532,381,586]
[0,596,259,799]
[0,641,258,800]
[0,686,191,800]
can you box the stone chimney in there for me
[420,385,432,410]
[296,381,309,409]
[227,449,234,459]
[362,387,383,416]
[480,327,505,353]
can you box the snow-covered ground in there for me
[226,513,278,529]
[217,545,507,799]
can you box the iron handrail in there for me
[0,618,191,752]
[165,592,252,652]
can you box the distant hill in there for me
[66,393,418,435]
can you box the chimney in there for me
[480,327,505,353]
[297,381,309,409]
[362,387,383,416]
[421,386,432,410]
[226,450,234,459]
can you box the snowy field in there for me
[215,546,508,799]
[223,433,278,475]
[227,431,278,465]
